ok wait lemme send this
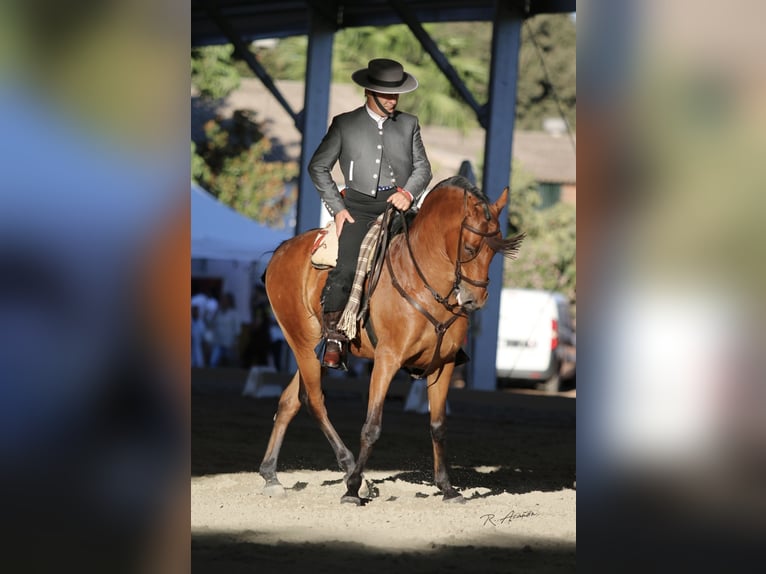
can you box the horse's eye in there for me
[464,244,477,257]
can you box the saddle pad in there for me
[311,221,338,269]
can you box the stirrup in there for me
[315,338,348,371]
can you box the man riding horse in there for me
[308,58,432,369]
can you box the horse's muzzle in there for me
[456,284,484,312]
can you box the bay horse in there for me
[259,176,523,504]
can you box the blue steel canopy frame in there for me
[192,0,575,390]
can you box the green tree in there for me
[516,14,576,131]
[192,47,297,226]
[503,161,576,308]
[191,45,241,100]
[192,110,298,227]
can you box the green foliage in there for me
[191,45,241,100]
[255,36,307,79]
[516,14,576,131]
[191,141,211,182]
[192,111,298,227]
[503,161,576,306]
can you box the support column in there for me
[296,11,335,235]
[469,4,523,391]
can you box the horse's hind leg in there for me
[426,363,465,503]
[294,348,356,480]
[259,372,301,497]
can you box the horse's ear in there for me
[491,187,509,216]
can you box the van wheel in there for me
[535,375,560,394]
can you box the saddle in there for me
[310,221,339,269]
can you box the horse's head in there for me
[416,177,524,312]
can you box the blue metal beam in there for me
[295,10,335,235]
[469,2,523,391]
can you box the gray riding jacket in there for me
[308,106,432,217]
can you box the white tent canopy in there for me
[191,183,292,262]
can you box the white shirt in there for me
[363,104,411,200]
[365,104,387,129]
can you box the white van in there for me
[496,288,576,392]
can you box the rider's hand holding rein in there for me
[387,187,414,211]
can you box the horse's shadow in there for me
[314,465,574,499]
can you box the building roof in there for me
[514,130,576,185]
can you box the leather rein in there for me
[383,191,501,380]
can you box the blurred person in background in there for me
[191,285,218,362]
[244,284,273,367]
[191,304,206,368]
[209,292,240,367]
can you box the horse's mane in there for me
[428,175,491,204]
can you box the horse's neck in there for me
[393,215,456,292]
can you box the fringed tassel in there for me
[338,306,358,340]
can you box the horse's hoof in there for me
[443,493,466,504]
[340,495,362,506]
[263,483,287,498]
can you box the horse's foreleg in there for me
[341,358,398,505]
[259,371,301,497]
[427,364,465,503]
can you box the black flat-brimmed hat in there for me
[351,58,418,94]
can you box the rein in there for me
[383,191,501,380]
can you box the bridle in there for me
[382,190,501,380]
[393,190,501,311]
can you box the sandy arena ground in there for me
[192,369,576,573]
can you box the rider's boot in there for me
[321,310,348,370]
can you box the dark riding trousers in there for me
[321,187,397,313]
